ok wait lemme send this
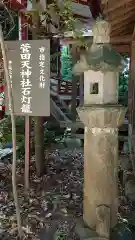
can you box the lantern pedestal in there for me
[77,105,126,238]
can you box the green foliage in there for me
[61,46,73,81]
[118,70,129,106]
[0,116,25,134]
[61,56,73,80]
[54,230,67,240]
[44,127,56,145]
[43,122,65,146]
[44,0,85,44]
[118,56,129,106]
[5,15,19,40]
[0,117,65,150]
[0,116,25,147]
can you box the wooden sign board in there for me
[5,39,50,116]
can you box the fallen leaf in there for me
[63,194,70,199]
[45,212,52,218]
[60,208,68,215]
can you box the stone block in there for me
[84,70,118,105]
[77,105,126,129]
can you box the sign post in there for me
[5,40,50,116]
[5,39,50,186]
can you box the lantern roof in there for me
[73,19,126,75]
[73,44,126,75]
[86,44,125,70]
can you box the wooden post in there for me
[128,41,135,125]
[71,45,79,123]
[128,39,135,176]
[20,11,31,191]
[57,40,61,78]
[25,116,30,191]
[71,75,77,121]
[79,73,84,106]
[32,0,45,177]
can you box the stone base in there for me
[75,219,107,240]
[75,218,134,240]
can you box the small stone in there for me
[120,155,132,171]
[63,194,70,199]
[125,180,135,202]
[57,143,65,149]
[60,208,68,215]
[0,228,5,234]
[123,172,133,185]
[122,142,129,153]
[75,222,98,240]
[111,223,134,240]
[39,227,56,240]
[41,200,48,211]
[73,193,79,200]
[33,179,41,183]
[64,137,81,149]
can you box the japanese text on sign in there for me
[39,46,46,89]
[20,43,32,114]
[5,39,50,116]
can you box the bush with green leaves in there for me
[118,69,128,106]
[61,46,73,81]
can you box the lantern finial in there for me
[93,20,111,44]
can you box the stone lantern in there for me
[73,19,126,239]
[84,70,119,105]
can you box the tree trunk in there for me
[0,25,23,238]
[71,75,77,122]
[32,0,45,177]
[71,46,80,131]
[34,117,45,177]
[79,74,84,106]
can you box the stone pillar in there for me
[78,105,125,237]
[74,20,126,239]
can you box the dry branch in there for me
[0,25,23,238]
